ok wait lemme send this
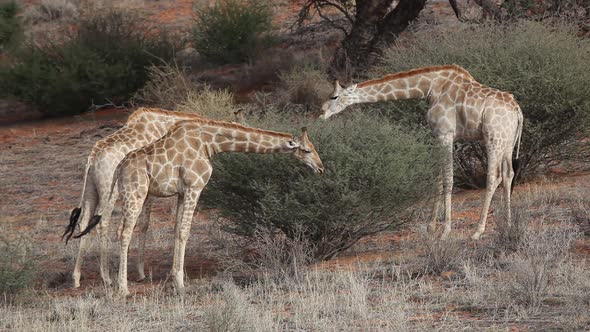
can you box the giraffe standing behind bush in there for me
[321,65,523,240]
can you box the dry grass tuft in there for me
[176,86,235,121]
[418,231,466,276]
[23,0,79,24]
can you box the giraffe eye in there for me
[330,96,338,100]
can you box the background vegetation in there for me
[191,0,275,65]
[0,9,180,117]
[0,0,21,50]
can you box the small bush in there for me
[204,282,276,331]
[0,1,21,50]
[0,233,37,299]
[192,0,275,64]
[0,9,180,116]
[419,232,465,275]
[23,0,79,23]
[374,21,590,186]
[131,63,200,110]
[507,225,580,308]
[176,86,235,121]
[201,112,443,261]
[212,227,314,284]
[275,61,333,112]
[492,200,531,253]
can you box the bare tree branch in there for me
[292,0,355,32]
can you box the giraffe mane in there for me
[126,107,206,123]
[357,64,474,88]
[168,118,294,139]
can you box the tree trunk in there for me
[329,0,427,82]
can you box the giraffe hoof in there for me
[471,233,481,241]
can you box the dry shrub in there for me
[204,282,276,332]
[209,226,314,284]
[419,232,466,275]
[131,63,200,110]
[176,86,235,121]
[132,62,237,121]
[507,224,580,308]
[492,199,531,254]
[23,0,79,24]
[275,62,332,111]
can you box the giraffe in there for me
[321,65,523,240]
[63,107,226,288]
[74,118,324,296]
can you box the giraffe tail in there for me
[511,110,524,193]
[63,158,93,244]
[74,158,123,238]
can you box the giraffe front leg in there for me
[97,208,113,287]
[472,152,502,240]
[98,190,118,287]
[136,196,154,282]
[117,184,147,297]
[440,136,454,239]
[428,178,443,233]
[117,207,142,297]
[171,189,201,293]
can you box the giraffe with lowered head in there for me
[74,118,324,296]
[63,107,228,288]
[321,65,523,240]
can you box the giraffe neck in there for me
[203,125,295,156]
[128,108,205,139]
[353,65,473,103]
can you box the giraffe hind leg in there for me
[472,147,503,240]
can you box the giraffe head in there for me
[321,80,358,119]
[287,127,324,174]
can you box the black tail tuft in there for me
[63,207,82,245]
[511,158,521,194]
[73,215,102,239]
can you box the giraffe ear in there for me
[334,80,343,93]
[300,127,310,141]
[287,137,300,149]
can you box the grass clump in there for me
[0,233,37,300]
[192,0,275,65]
[275,61,333,112]
[202,112,443,261]
[23,0,79,23]
[0,9,180,117]
[374,21,590,186]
